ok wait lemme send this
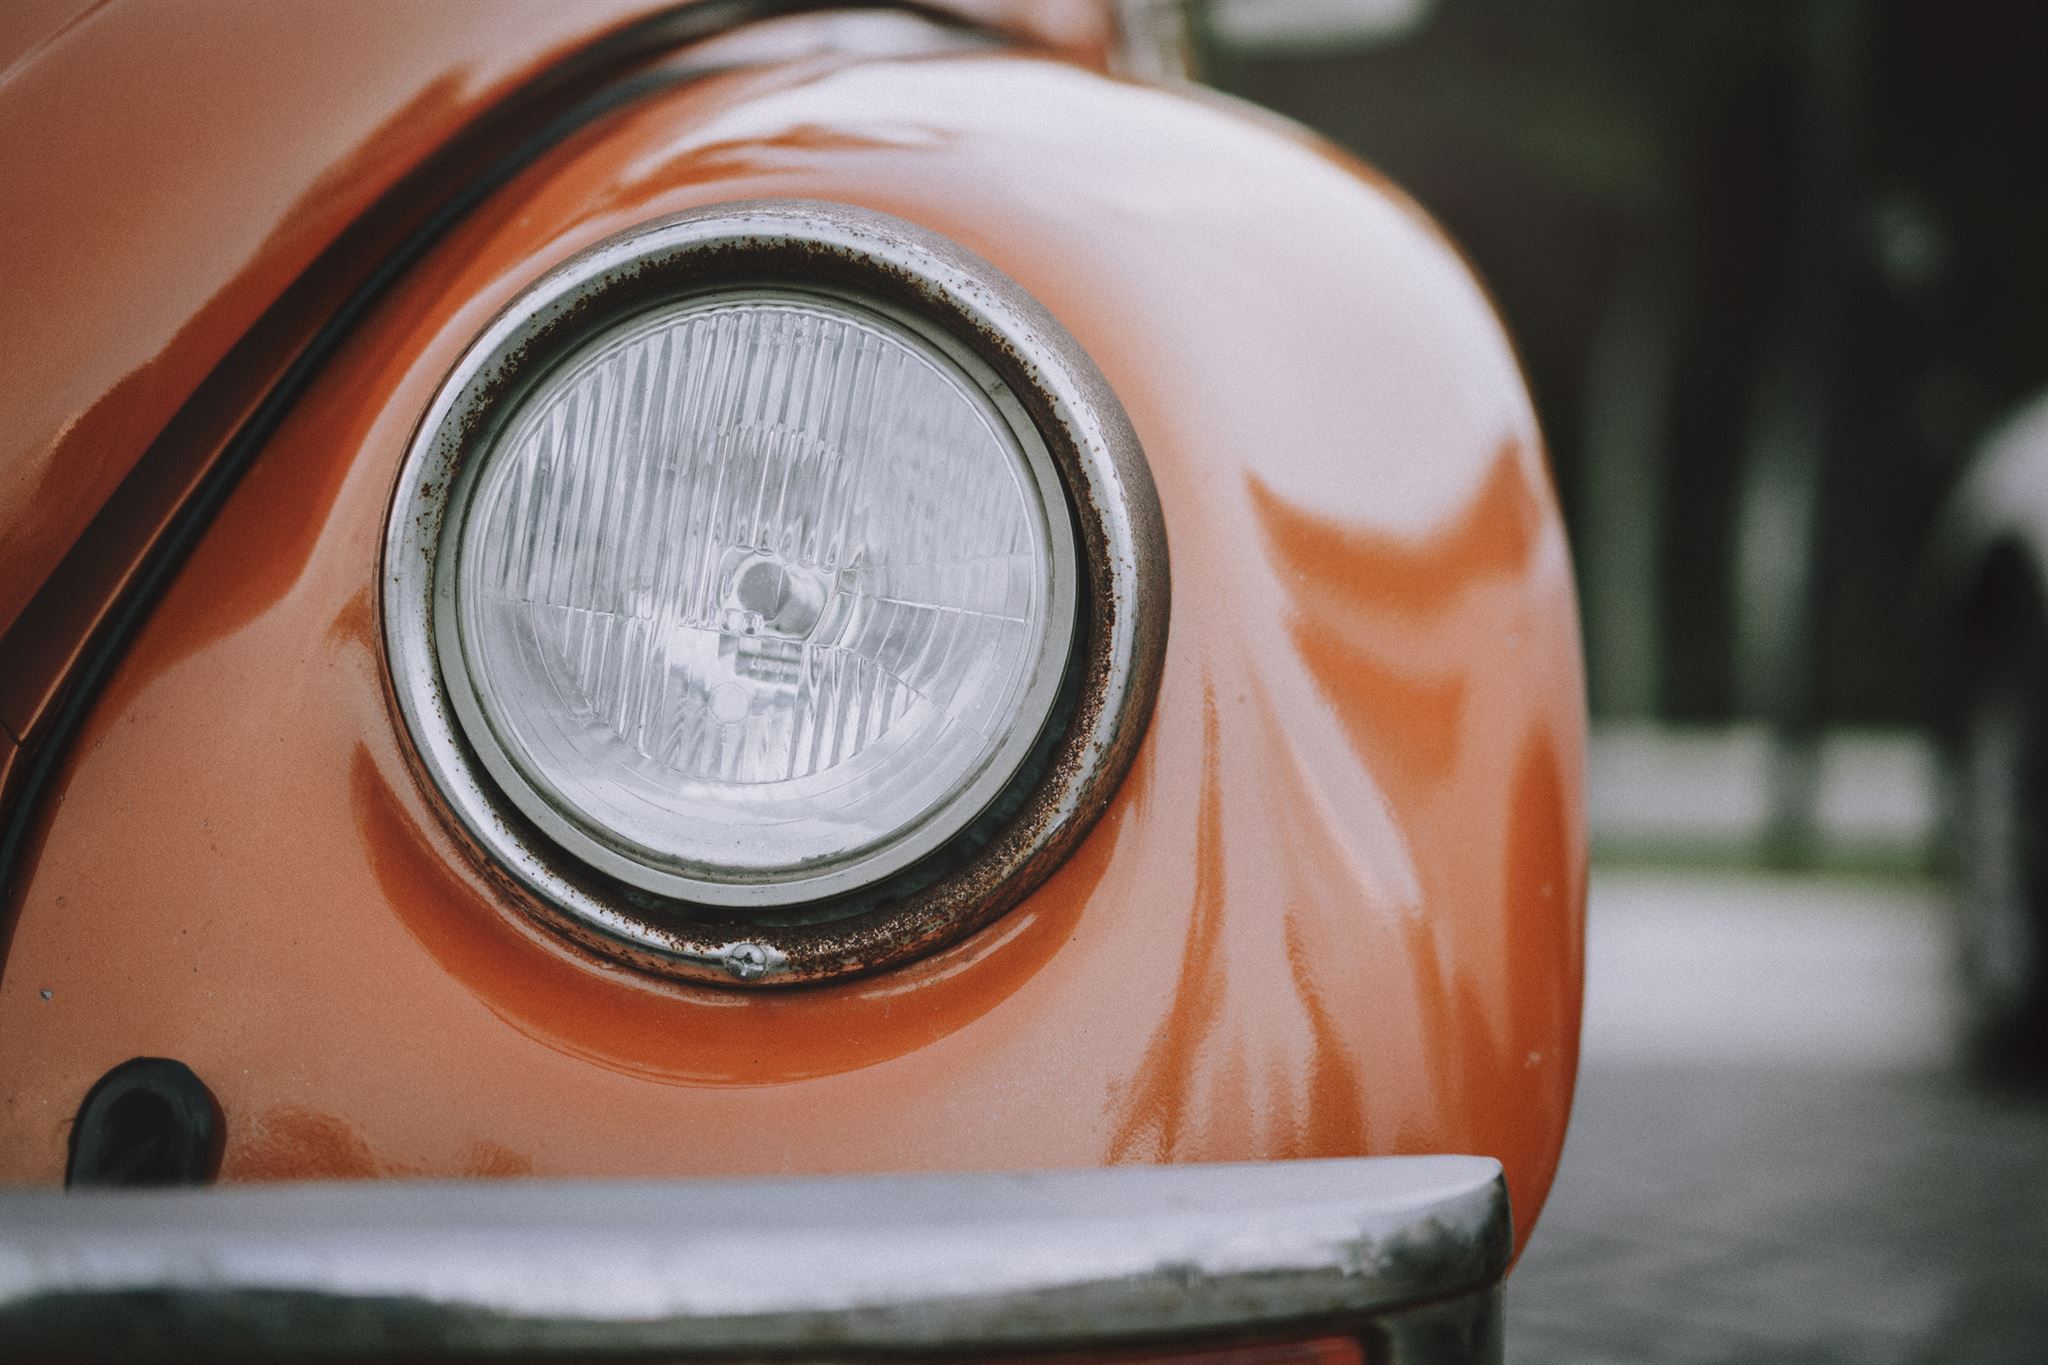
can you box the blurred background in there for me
[1173,0,2048,1359]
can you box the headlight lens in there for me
[442,290,1076,906]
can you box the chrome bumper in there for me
[0,1154,1509,1362]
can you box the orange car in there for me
[0,2,1586,1360]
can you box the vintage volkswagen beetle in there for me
[0,2,1587,1359]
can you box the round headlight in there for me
[384,202,1166,985]
[442,290,1076,905]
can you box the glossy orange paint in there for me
[0,0,1116,742]
[0,38,1585,1253]
[1,0,658,674]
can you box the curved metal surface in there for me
[0,46,1585,1255]
[0,0,1119,738]
[0,0,679,660]
[383,202,1164,981]
[0,1156,1507,1360]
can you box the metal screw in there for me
[724,943,771,981]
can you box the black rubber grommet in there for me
[65,1057,221,1188]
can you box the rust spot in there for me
[233,1108,382,1180]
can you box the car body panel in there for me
[1927,389,2048,637]
[0,0,1116,739]
[0,43,1585,1256]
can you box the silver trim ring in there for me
[381,200,1169,986]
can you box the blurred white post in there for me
[1201,0,1436,56]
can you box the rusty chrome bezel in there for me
[381,200,1168,987]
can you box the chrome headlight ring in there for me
[382,201,1167,986]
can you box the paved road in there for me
[1508,868,2048,1364]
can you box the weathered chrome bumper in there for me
[0,1155,1509,1362]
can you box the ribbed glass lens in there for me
[446,292,1071,901]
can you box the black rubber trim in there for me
[0,2,993,935]
[66,1058,221,1188]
